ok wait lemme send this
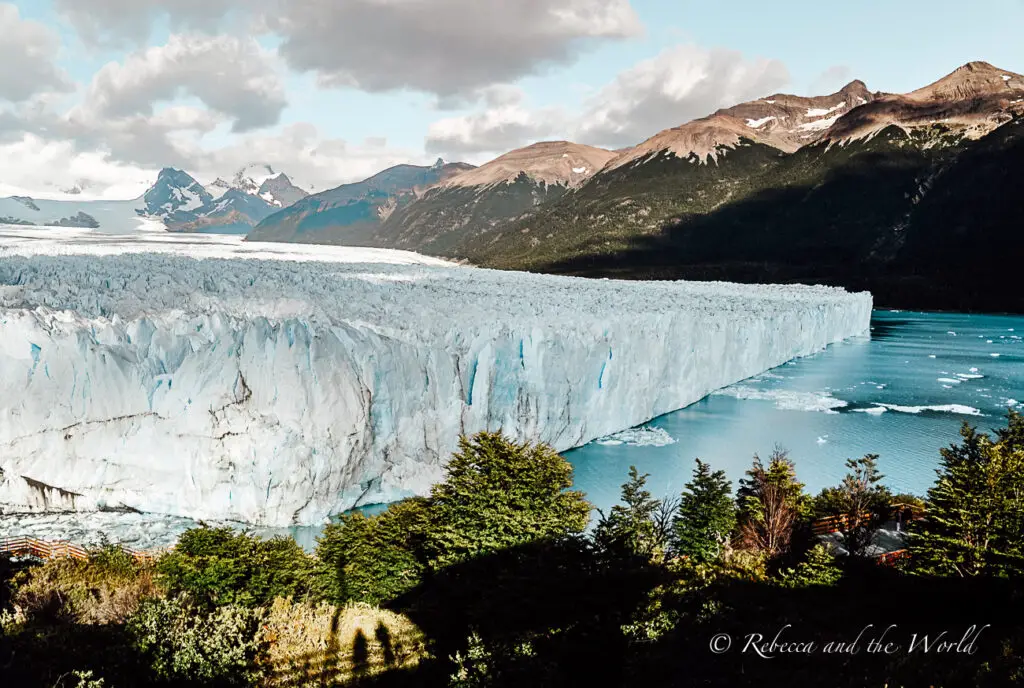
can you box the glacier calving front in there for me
[0,239,872,525]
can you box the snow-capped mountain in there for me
[165,188,278,234]
[206,165,309,209]
[605,80,875,170]
[824,60,1024,143]
[256,172,308,208]
[138,168,214,218]
[247,160,474,244]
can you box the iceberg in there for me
[0,228,872,526]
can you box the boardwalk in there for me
[0,535,166,562]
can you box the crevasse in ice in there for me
[0,246,872,526]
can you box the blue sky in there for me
[1,0,1022,197]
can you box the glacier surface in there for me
[0,226,872,526]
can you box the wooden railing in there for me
[876,549,909,566]
[811,503,925,536]
[0,535,168,563]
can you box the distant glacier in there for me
[0,229,872,526]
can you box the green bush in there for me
[424,432,591,569]
[127,594,267,687]
[156,527,324,608]
[317,498,431,605]
[777,544,843,588]
[317,432,593,604]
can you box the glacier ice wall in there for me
[0,247,872,525]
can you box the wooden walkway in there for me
[0,535,166,563]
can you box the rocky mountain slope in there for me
[208,164,310,208]
[371,141,617,255]
[246,159,475,244]
[605,79,874,170]
[449,62,1024,311]
[826,61,1024,142]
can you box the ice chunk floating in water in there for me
[0,231,871,525]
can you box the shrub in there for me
[157,527,323,608]
[777,544,843,588]
[317,498,430,605]
[425,432,591,569]
[127,594,267,687]
[13,546,160,625]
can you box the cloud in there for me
[425,45,791,157]
[0,117,422,199]
[271,0,642,98]
[77,34,286,133]
[425,86,567,155]
[53,0,257,46]
[575,45,790,149]
[185,124,425,192]
[0,132,159,199]
[0,4,73,103]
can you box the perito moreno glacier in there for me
[0,231,872,526]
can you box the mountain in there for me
[164,188,279,234]
[605,79,874,170]
[138,168,213,218]
[246,159,475,244]
[464,62,1024,312]
[826,61,1024,142]
[368,142,618,255]
[256,172,308,208]
[207,166,309,209]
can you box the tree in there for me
[817,454,893,557]
[425,432,592,569]
[672,459,736,563]
[316,498,431,605]
[736,447,806,559]
[593,466,662,560]
[908,414,1024,577]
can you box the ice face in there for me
[0,231,872,526]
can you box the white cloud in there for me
[425,86,567,155]
[0,133,156,199]
[425,45,792,157]
[184,124,426,192]
[575,45,791,149]
[271,0,643,98]
[53,0,258,46]
[77,34,286,133]
[0,4,73,103]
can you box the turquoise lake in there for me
[565,310,1024,514]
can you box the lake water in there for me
[567,310,1024,514]
[4,310,1021,549]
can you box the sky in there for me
[1,0,1022,199]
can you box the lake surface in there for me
[4,310,1021,550]
[567,310,1024,515]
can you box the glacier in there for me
[0,227,872,526]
